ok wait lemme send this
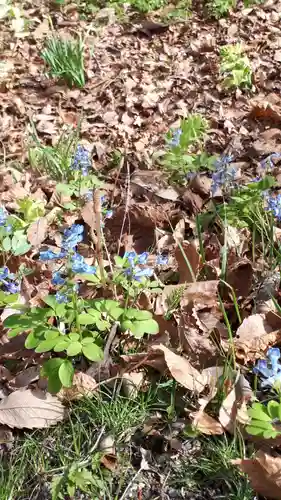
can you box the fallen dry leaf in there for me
[27,217,48,247]
[152,344,206,393]
[234,313,281,360]
[233,451,281,500]
[225,259,253,298]
[191,410,224,435]
[57,372,98,402]
[9,366,40,389]
[219,375,251,434]
[175,241,200,283]
[0,389,65,429]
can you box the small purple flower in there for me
[124,251,137,266]
[261,153,281,170]
[55,292,68,304]
[5,282,20,294]
[0,208,7,227]
[156,254,169,265]
[169,128,182,147]
[71,145,91,176]
[39,250,66,261]
[254,348,281,388]
[5,224,12,234]
[266,194,281,220]
[51,272,66,286]
[138,252,149,265]
[83,191,93,202]
[211,154,236,196]
[62,224,84,250]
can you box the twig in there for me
[93,189,105,282]
[118,156,131,254]
[103,322,118,362]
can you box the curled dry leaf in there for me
[57,372,98,402]
[151,344,206,393]
[219,374,251,434]
[234,313,281,361]
[233,451,281,500]
[161,281,219,312]
[175,241,200,284]
[0,389,65,429]
[225,259,253,299]
[191,411,224,436]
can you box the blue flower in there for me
[105,209,113,219]
[70,253,96,274]
[261,153,281,170]
[254,348,281,388]
[62,224,84,250]
[5,282,20,294]
[71,145,91,176]
[51,272,66,286]
[55,292,68,304]
[0,208,7,227]
[124,265,153,281]
[211,155,236,196]
[169,128,182,147]
[5,224,12,234]
[0,267,20,294]
[266,194,281,220]
[156,254,169,265]
[39,250,66,261]
[124,251,148,266]
[83,191,93,202]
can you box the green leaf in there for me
[48,373,62,394]
[7,327,23,338]
[246,420,275,436]
[69,333,80,342]
[96,319,110,331]
[2,236,11,251]
[55,303,66,318]
[3,293,19,305]
[44,330,60,340]
[4,315,30,328]
[114,256,125,267]
[81,337,94,345]
[78,313,98,325]
[121,319,134,331]
[248,402,272,422]
[56,183,74,195]
[42,295,58,310]
[82,343,103,362]
[35,338,60,353]
[267,400,280,420]
[104,300,120,313]
[25,332,41,349]
[109,307,124,320]
[41,358,64,377]
[53,339,70,352]
[67,341,82,356]
[130,309,153,321]
[126,319,159,338]
[78,273,100,283]
[58,359,74,387]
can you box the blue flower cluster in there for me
[266,194,281,220]
[0,208,7,227]
[39,224,84,262]
[169,128,182,147]
[211,154,236,196]
[71,145,91,176]
[0,267,20,294]
[261,153,281,170]
[156,254,169,265]
[254,348,281,388]
[123,251,153,281]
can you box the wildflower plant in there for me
[207,0,235,18]
[247,348,281,439]
[41,34,85,88]
[220,44,252,90]
[161,114,216,184]
[4,224,162,392]
[210,154,236,196]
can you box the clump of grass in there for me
[28,126,79,181]
[170,436,254,500]
[219,44,252,90]
[41,35,85,88]
[207,0,235,18]
[0,387,157,499]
